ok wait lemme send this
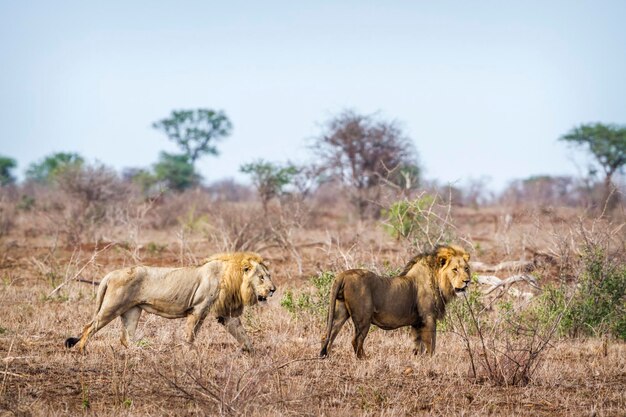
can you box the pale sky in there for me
[1,1,625,191]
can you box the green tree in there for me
[560,123,626,209]
[240,160,298,211]
[153,152,200,192]
[25,152,84,183]
[152,109,232,164]
[0,156,17,186]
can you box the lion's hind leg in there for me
[350,316,371,359]
[72,302,130,353]
[185,312,208,344]
[320,300,349,358]
[120,307,142,348]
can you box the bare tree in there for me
[313,110,420,218]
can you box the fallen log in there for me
[471,260,534,273]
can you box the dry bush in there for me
[206,178,253,202]
[148,188,212,230]
[447,289,564,387]
[205,202,270,252]
[28,164,132,246]
[112,194,164,263]
[0,188,16,239]
[205,199,314,276]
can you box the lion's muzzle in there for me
[257,286,275,302]
[455,281,470,293]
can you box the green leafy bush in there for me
[524,246,625,341]
[280,271,334,320]
[381,194,454,251]
[563,248,626,339]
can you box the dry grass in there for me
[0,202,625,416]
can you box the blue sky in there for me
[1,1,625,190]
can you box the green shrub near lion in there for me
[65,252,275,353]
[320,245,471,358]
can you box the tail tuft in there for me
[65,337,80,348]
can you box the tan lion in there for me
[320,245,470,358]
[65,252,275,353]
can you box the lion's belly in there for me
[369,289,420,330]
[372,313,419,330]
[139,301,190,318]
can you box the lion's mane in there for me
[207,251,266,316]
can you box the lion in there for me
[64,252,275,353]
[319,245,470,358]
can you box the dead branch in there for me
[48,242,113,297]
[476,274,540,299]
[76,277,101,286]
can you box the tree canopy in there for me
[25,152,84,183]
[560,123,626,208]
[152,109,232,164]
[240,160,299,211]
[0,156,17,186]
[153,152,200,192]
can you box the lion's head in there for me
[208,252,276,314]
[434,245,471,297]
[242,257,276,303]
[400,244,471,303]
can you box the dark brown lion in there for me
[319,245,470,358]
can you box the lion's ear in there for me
[436,246,455,268]
[463,252,470,262]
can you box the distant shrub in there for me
[145,242,167,256]
[17,194,36,211]
[280,271,334,320]
[381,193,455,252]
[41,163,130,245]
[26,152,84,184]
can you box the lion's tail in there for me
[319,273,344,358]
[64,274,110,349]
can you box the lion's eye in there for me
[452,268,458,273]
[259,276,264,282]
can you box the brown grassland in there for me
[0,188,625,416]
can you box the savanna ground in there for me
[0,185,625,416]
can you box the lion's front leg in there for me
[418,316,437,355]
[410,325,426,355]
[221,316,253,353]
